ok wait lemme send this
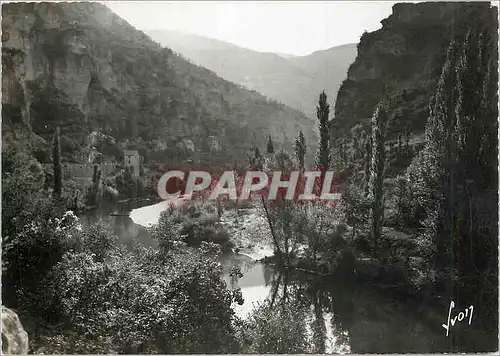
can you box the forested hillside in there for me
[2,2,315,164]
[147,30,357,119]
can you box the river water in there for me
[80,200,497,353]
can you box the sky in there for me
[104,1,400,56]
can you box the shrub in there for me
[43,240,241,354]
[242,299,309,353]
[150,202,232,251]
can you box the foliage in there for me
[115,166,144,199]
[263,198,345,273]
[293,130,307,171]
[149,202,233,253]
[368,103,389,255]
[242,299,309,353]
[266,134,274,154]
[2,145,243,353]
[340,184,371,239]
[42,240,241,353]
[248,146,265,170]
[392,175,413,227]
[1,146,74,308]
[403,26,498,314]
[315,91,331,172]
[267,148,295,173]
[84,164,102,207]
[52,126,62,199]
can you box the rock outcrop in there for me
[1,306,29,355]
[332,2,497,141]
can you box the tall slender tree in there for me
[266,135,275,155]
[249,146,264,171]
[404,123,411,153]
[368,103,389,256]
[315,91,330,173]
[52,126,62,199]
[294,131,307,171]
[363,135,372,195]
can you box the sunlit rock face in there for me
[1,306,29,355]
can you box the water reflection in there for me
[221,259,496,353]
[79,199,158,250]
[220,253,274,318]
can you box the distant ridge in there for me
[147,29,357,119]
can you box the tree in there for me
[248,146,264,171]
[368,102,389,256]
[404,122,411,153]
[338,140,345,166]
[293,131,307,171]
[85,164,102,207]
[315,91,330,173]
[341,184,371,239]
[269,149,294,174]
[52,126,62,200]
[266,134,275,155]
[363,135,372,194]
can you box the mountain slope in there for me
[2,3,316,164]
[146,30,357,118]
[332,2,498,142]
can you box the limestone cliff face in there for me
[2,3,316,162]
[332,2,497,141]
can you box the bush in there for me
[41,239,241,354]
[242,299,309,353]
[1,148,77,309]
[150,202,233,251]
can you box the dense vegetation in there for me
[2,1,498,354]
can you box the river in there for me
[81,200,497,353]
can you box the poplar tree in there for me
[363,135,372,195]
[368,103,389,255]
[52,126,62,199]
[266,135,274,155]
[315,91,330,174]
[293,131,307,171]
[249,146,264,171]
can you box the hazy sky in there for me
[104,1,400,56]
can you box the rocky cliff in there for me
[2,3,316,164]
[332,2,497,141]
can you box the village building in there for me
[124,150,141,177]
[208,136,220,152]
[176,139,195,153]
[43,149,142,189]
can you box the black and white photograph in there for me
[1,0,498,354]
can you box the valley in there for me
[1,1,498,355]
